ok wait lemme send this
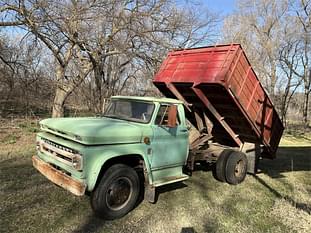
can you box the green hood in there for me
[40,117,143,145]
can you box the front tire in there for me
[91,164,140,220]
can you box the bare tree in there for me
[223,0,288,102]
[0,0,92,117]
[0,35,18,107]
[279,0,311,127]
[0,35,55,116]
[1,0,219,116]
[278,39,302,125]
[294,0,311,127]
[69,0,219,112]
[223,0,311,126]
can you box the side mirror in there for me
[167,105,177,128]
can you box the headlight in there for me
[72,154,83,170]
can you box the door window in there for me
[155,105,180,126]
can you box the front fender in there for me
[84,143,153,192]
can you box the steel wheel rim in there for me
[106,177,133,211]
[235,159,245,177]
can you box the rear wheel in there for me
[91,164,140,220]
[225,151,248,185]
[212,149,231,182]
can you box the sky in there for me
[199,0,237,42]
[203,0,236,15]
[2,0,238,43]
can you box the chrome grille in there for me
[38,138,82,170]
[43,139,77,154]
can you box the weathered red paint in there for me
[153,44,284,158]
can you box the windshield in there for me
[103,99,155,123]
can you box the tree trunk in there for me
[52,66,67,118]
[280,75,293,125]
[303,90,310,128]
[269,62,277,104]
[94,66,103,113]
[302,69,311,128]
[52,86,68,117]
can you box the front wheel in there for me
[91,164,140,220]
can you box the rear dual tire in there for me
[213,150,248,185]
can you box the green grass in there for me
[0,134,20,144]
[18,121,40,133]
[0,124,310,233]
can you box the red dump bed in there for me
[153,44,284,158]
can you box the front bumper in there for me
[32,155,86,196]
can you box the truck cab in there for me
[33,96,190,219]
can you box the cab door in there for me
[150,104,189,169]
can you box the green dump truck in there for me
[33,44,283,219]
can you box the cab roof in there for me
[112,96,183,104]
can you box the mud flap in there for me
[243,143,261,174]
[145,185,156,203]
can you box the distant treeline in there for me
[0,0,310,129]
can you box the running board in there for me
[153,174,189,187]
